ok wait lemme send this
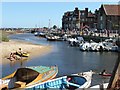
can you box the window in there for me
[81,18,84,21]
[69,18,71,21]
[100,16,103,20]
[73,17,76,20]
[100,24,103,29]
[81,12,85,16]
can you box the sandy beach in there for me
[0,40,52,65]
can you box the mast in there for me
[48,19,51,29]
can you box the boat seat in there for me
[15,81,26,88]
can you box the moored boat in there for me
[90,83,108,89]
[99,73,112,77]
[1,65,58,89]
[46,35,62,41]
[26,70,93,89]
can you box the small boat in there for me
[46,36,56,41]
[99,73,112,77]
[15,52,30,57]
[26,70,93,89]
[1,66,58,89]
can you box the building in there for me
[62,7,80,30]
[97,4,120,31]
[62,7,96,31]
[80,8,96,30]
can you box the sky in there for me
[1,1,119,28]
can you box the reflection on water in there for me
[9,58,28,67]
[2,33,118,86]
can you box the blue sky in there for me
[2,2,119,28]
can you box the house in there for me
[62,7,96,31]
[97,4,120,31]
[62,7,80,30]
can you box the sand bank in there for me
[0,40,52,65]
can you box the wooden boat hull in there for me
[0,66,58,89]
[27,70,93,89]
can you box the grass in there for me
[0,30,9,42]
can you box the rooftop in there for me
[103,4,120,16]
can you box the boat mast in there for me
[48,19,51,29]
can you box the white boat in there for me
[89,42,98,51]
[80,42,91,51]
[68,37,84,47]
[26,70,93,89]
[90,83,108,89]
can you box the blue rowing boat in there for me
[26,70,93,89]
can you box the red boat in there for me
[99,73,112,77]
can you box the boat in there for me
[15,52,30,57]
[79,42,91,51]
[99,73,112,77]
[46,35,62,41]
[26,70,93,89]
[90,83,108,89]
[46,36,56,41]
[0,65,58,89]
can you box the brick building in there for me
[80,8,96,30]
[62,7,80,30]
[97,4,120,31]
[62,7,96,31]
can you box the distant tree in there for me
[53,25,57,29]
[43,27,48,29]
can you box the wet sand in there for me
[0,40,52,65]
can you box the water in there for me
[2,33,118,86]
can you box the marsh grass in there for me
[0,30,9,42]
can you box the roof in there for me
[27,66,51,74]
[88,12,95,17]
[103,5,120,16]
[82,25,89,29]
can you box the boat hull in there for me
[0,66,58,89]
[99,74,112,77]
[26,70,93,89]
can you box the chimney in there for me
[85,8,88,17]
[75,7,78,11]
[85,8,88,12]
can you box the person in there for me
[16,48,23,56]
[16,48,23,59]
[18,48,22,54]
[100,69,106,75]
[9,52,17,61]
